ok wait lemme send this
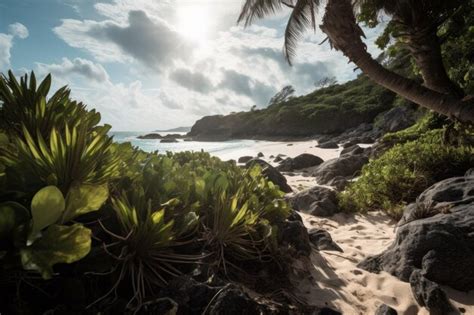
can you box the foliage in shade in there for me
[339,127,474,218]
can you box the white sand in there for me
[220,140,342,161]
[231,140,474,313]
[292,211,474,315]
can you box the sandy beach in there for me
[251,141,474,314]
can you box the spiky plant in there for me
[96,191,201,310]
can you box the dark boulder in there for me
[312,155,368,186]
[274,156,284,163]
[317,141,339,149]
[374,304,397,315]
[340,144,364,156]
[409,269,456,315]
[277,153,324,172]
[374,106,418,133]
[359,176,474,292]
[325,176,349,191]
[238,156,253,163]
[286,186,339,217]
[308,229,343,252]
[277,219,312,257]
[246,159,292,193]
[257,152,264,157]
[137,133,162,139]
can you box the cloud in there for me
[8,23,29,39]
[0,34,13,70]
[218,69,276,106]
[36,57,109,82]
[169,68,214,94]
[55,10,190,70]
[0,23,30,70]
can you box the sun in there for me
[176,3,211,44]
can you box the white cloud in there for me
[47,0,385,130]
[8,22,29,39]
[36,57,109,82]
[0,34,13,70]
[0,23,30,71]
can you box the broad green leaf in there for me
[0,202,30,239]
[62,183,108,222]
[31,186,65,236]
[151,209,165,224]
[20,224,91,279]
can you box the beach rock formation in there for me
[286,186,338,217]
[277,153,324,172]
[374,304,398,315]
[317,141,338,149]
[311,155,368,188]
[340,144,364,156]
[359,175,474,292]
[374,106,418,133]
[238,156,253,163]
[137,133,162,139]
[409,269,456,315]
[308,229,343,252]
[245,159,292,193]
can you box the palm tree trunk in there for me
[320,0,474,123]
[403,27,464,96]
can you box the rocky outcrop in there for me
[409,270,456,315]
[373,106,419,133]
[359,176,474,292]
[245,159,292,193]
[311,155,368,188]
[308,229,343,252]
[238,156,253,163]
[317,141,339,149]
[374,304,397,315]
[286,186,339,217]
[137,133,162,139]
[277,154,324,172]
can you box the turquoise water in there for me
[110,131,273,160]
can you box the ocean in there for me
[110,131,341,161]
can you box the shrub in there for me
[339,129,474,219]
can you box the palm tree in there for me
[238,0,474,123]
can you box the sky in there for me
[0,0,384,131]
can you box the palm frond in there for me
[238,0,284,27]
[283,0,321,64]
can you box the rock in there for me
[208,286,263,315]
[308,229,343,252]
[269,155,275,158]
[359,176,474,292]
[277,153,324,172]
[160,138,178,143]
[374,106,417,133]
[257,152,264,157]
[325,176,349,191]
[246,159,292,193]
[137,133,162,139]
[163,133,182,139]
[312,155,368,186]
[286,186,339,217]
[277,218,312,256]
[274,156,283,163]
[375,304,398,315]
[287,143,293,146]
[465,168,474,177]
[340,144,364,156]
[317,141,339,149]
[409,269,456,315]
[238,156,253,163]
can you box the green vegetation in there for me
[0,72,297,313]
[339,120,474,219]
